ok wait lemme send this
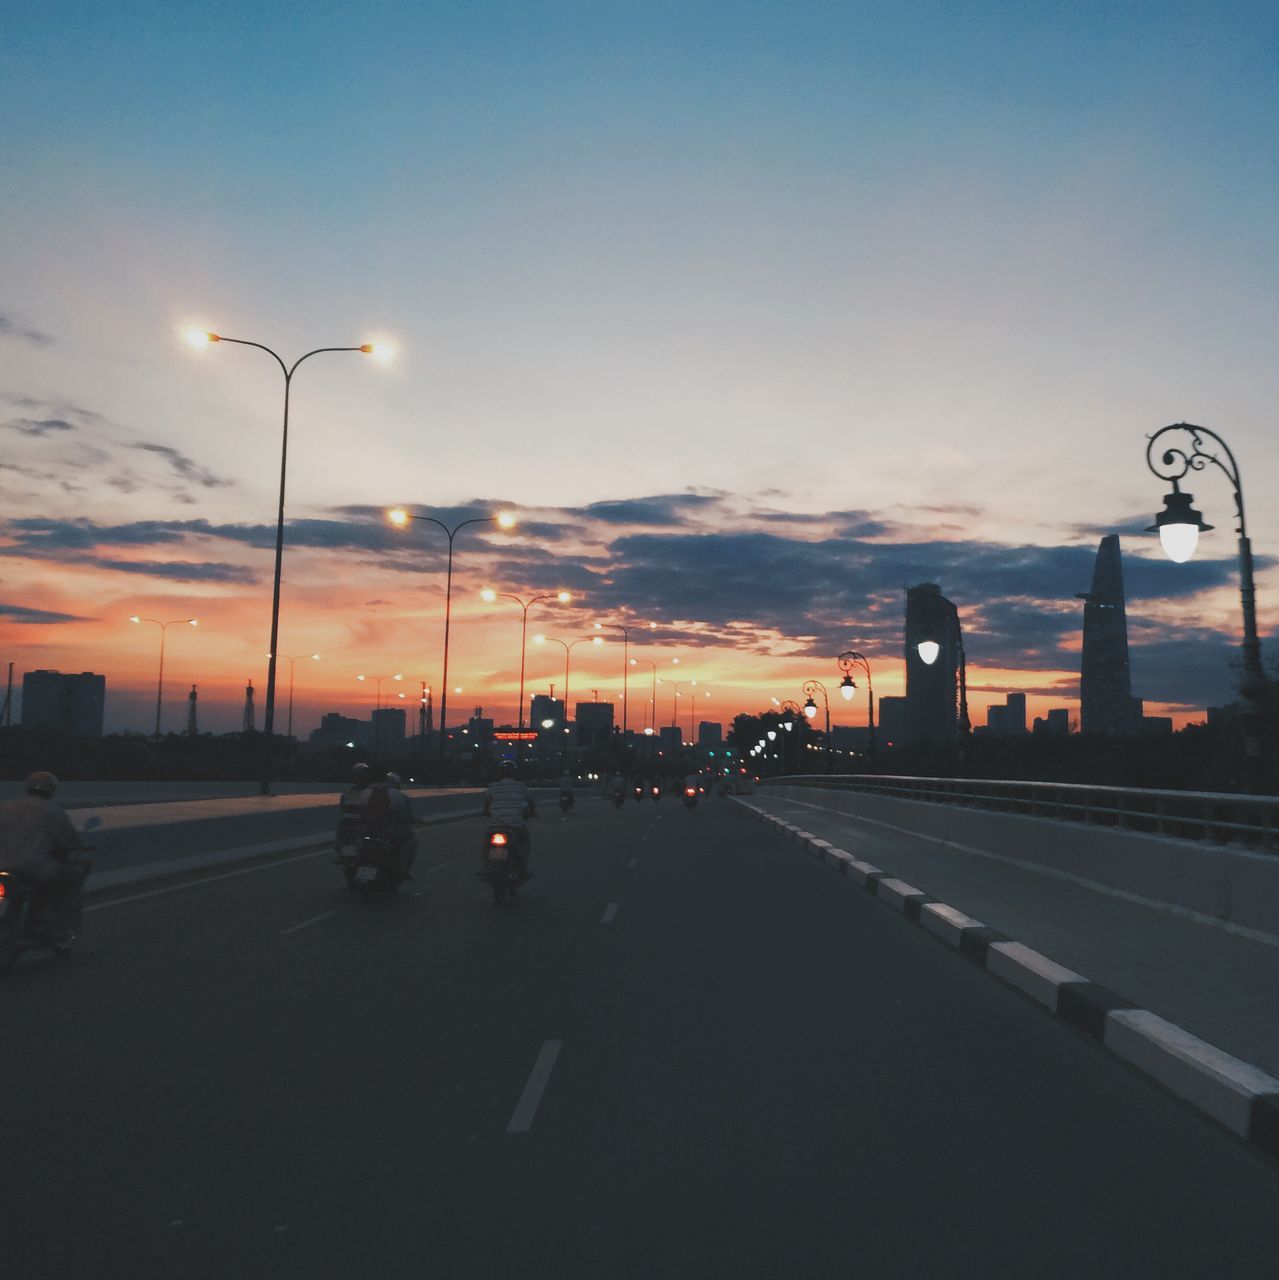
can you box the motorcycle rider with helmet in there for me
[335,762,373,857]
[0,772,89,945]
[379,772,417,875]
[483,759,536,878]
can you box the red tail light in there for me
[490,832,508,847]
[0,880,6,901]
[685,787,696,795]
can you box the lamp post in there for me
[659,678,697,731]
[534,634,603,736]
[628,658,657,731]
[483,589,572,730]
[680,686,709,741]
[837,650,876,763]
[593,619,658,735]
[186,328,391,794]
[131,615,197,736]
[266,651,319,739]
[802,679,832,773]
[356,672,403,711]
[915,594,971,741]
[389,508,515,769]
[1146,422,1270,792]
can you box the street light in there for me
[389,507,516,769]
[482,589,573,729]
[594,619,658,735]
[913,593,971,740]
[837,650,876,762]
[187,327,390,794]
[534,634,603,735]
[265,651,320,739]
[678,685,709,741]
[802,679,832,774]
[1146,422,1270,791]
[131,615,197,736]
[356,672,403,710]
[659,677,697,731]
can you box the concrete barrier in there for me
[767,783,1279,934]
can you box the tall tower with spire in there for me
[242,680,256,732]
[187,684,198,736]
[1076,535,1140,736]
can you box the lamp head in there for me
[533,634,547,644]
[917,640,941,666]
[1148,485,1212,563]
[129,615,141,624]
[186,619,197,627]
[388,508,409,528]
[557,591,572,604]
[840,674,856,700]
[496,511,517,530]
[803,698,818,719]
[360,342,395,362]
[184,329,218,348]
[591,635,603,645]
[480,588,497,603]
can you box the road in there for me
[2,797,1277,1278]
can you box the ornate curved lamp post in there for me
[389,508,515,767]
[1146,422,1270,792]
[483,589,572,730]
[186,329,391,793]
[802,679,832,774]
[837,650,876,762]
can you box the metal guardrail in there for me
[765,774,1279,851]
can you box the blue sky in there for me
[2,2,1278,730]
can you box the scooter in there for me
[335,834,409,897]
[558,789,574,814]
[650,784,662,801]
[633,784,644,803]
[610,789,626,809]
[683,786,699,810]
[0,817,100,974]
[477,824,528,904]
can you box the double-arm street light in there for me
[266,651,320,739]
[679,685,710,741]
[357,672,403,710]
[389,508,516,767]
[131,615,197,736]
[483,589,573,730]
[186,328,392,794]
[1146,422,1271,792]
[594,620,658,735]
[837,650,876,762]
[629,655,679,732]
[659,677,698,730]
[802,679,833,774]
[915,594,972,740]
[534,634,604,732]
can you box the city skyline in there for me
[3,3,1278,735]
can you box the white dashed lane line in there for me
[627,857,638,869]
[601,902,619,924]
[506,1040,563,1134]
[279,909,338,936]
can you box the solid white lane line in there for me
[601,902,619,924]
[627,857,638,869]
[279,909,338,936]
[426,862,451,874]
[85,850,327,912]
[506,1040,562,1134]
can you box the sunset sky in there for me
[3,2,1278,736]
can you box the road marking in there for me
[279,909,338,936]
[601,902,619,924]
[85,850,327,912]
[426,861,451,874]
[506,1039,562,1134]
[627,857,637,869]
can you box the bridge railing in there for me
[764,774,1279,851]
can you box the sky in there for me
[2,2,1278,736]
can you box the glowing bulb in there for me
[591,635,603,645]
[533,634,547,644]
[481,589,497,603]
[185,329,218,348]
[496,512,517,530]
[917,640,941,665]
[557,591,572,604]
[360,342,395,362]
[388,508,409,527]
[130,615,141,623]
[1159,523,1200,563]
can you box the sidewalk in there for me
[749,790,1279,1082]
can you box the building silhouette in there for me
[187,685,198,736]
[20,670,105,736]
[1076,535,1140,736]
[904,584,959,745]
[697,721,723,748]
[576,701,614,748]
[242,680,255,732]
[371,707,407,753]
[982,691,1027,736]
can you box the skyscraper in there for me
[904,584,959,745]
[20,670,105,736]
[1076,535,1140,736]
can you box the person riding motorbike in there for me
[608,772,627,802]
[378,772,417,875]
[335,762,373,856]
[557,770,575,810]
[483,759,536,877]
[0,772,89,945]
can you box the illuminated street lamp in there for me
[389,507,515,767]
[534,634,604,733]
[801,679,832,774]
[186,327,391,794]
[356,672,403,710]
[594,619,658,734]
[265,651,320,739]
[658,677,697,729]
[837,650,876,762]
[1146,422,1270,790]
[482,589,573,730]
[131,615,197,736]
[677,685,710,740]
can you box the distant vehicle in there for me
[478,824,527,905]
[683,786,698,810]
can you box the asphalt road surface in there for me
[3,797,1277,1279]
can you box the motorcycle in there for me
[336,834,409,897]
[683,786,699,810]
[633,784,644,803]
[0,817,100,974]
[558,789,574,814]
[477,824,528,904]
[650,784,662,801]
[610,789,626,809]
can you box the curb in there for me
[87,807,484,897]
[734,798,1279,1160]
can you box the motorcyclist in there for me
[483,759,536,877]
[683,769,702,797]
[379,772,417,875]
[335,762,373,856]
[0,772,88,944]
[608,772,626,799]
[557,770,575,808]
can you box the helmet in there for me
[25,770,59,797]
[384,772,401,786]
[352,763,371,782]
[498,759,518,777]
